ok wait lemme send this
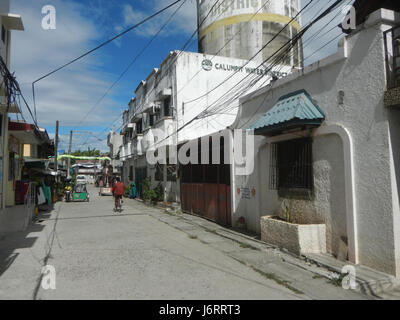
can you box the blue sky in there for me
[9,0,350,152]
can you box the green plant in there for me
[153,183,163,202]
[124,185,130,197]
[142,178,165,202]
[142,178,153,201]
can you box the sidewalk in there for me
[127,198,376,300]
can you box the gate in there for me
[181,182,231,226]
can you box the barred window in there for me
[270,138,312,191]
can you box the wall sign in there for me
[201,59,288,78]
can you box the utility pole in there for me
[54,121,59,178]
[67,130,73,179]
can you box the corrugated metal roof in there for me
[248,90,325,132]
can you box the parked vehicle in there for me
[76,175,86,184]
[99,186,113,196]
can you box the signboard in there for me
[201,58,289,78]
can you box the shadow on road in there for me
[0,205,55,278]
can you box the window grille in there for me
[270,138,312,190]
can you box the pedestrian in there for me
[112,177,125,212]
[130,182,137,199]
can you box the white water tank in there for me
[197,0,303,67]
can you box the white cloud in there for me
[10,0,118,131]
[120,0,197,38]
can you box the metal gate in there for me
[181,179,231,226]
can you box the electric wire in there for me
[32,0,185,123]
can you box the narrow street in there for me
[0,185,367,300]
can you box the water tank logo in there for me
[202,59,213,71]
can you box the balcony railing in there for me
[384,25,400,89]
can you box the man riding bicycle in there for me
[112,177,125,212]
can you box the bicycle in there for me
[114,195,123,213]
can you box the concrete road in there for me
[0,185,367,300]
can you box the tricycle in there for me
[70,183,90,202]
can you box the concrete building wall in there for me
[175,51,290,143]
[232,9,400,276]
[121,50,290,201]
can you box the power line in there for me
[203,0,351,118]
[74,0,189,148]
[145,0,346,154]
[121,0,317,157]
[83,0,228,141]
[74,0,189,130]
[195,0,346,118]
[102,0,316,150]
[183,2,313,106]
[31,0,184,123]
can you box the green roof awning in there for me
[248,90,326,136]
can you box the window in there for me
[136,120,143,134]
[163,97,172,117]
[1,25,6,43]
[270,138,312,191]
[149,114,158,127]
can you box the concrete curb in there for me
[302,253,400,298]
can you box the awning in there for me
[0,13,24,30]
[24,158,46,169]
[157,88,172,99]
[143,102,161,114]
[248,90,325,136]
[9,122,40,144]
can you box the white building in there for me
[107,128,123,175]
[119,50,290,201]
[229,8,400,277]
